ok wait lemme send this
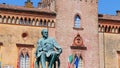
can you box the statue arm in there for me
[35,42,39,57]
[35,39,42,57]
[52,39,62,54]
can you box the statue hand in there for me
[55,51,60,55]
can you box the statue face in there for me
[42,29,48,38]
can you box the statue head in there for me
[41,29,48,39]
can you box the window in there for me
[111,27,115,33]
[44,20,47,26]
[3,16,7,23]
[36,19,39,26]
[47,20,51,27]
[104,26,107,32]
[117,51,120,68]
[16,17,19,24]
[16,44,34,68]
[24,18,27,25]
[0,43,3,68]
[40,19,43,26]
[8,17,11,23]
[20,18,24,24]
[119,27,120,33]
[108,26,111,32]
[28,18,31,25]
[11,17,15,24]
[0,47,1,68]
[0,15,2,23]
[115,27,118,33]
[0,60,1,68]
[32,19,35,25]
[51,20,55,27]
[74,15,81,28]
[19,48,30,68]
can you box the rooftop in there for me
[0,4,56,15]
[98,10,120,21]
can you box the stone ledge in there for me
[70,46,87,50]
[16,43,34,47]
[73,27,84,30]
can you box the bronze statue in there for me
[35,29,62,68]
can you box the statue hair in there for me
[41,29,48,35]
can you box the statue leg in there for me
[35,57,40,68]
[48,53,57,68]
[54,57,60,68]
[53,61,56,68]
[35,59,39,68]
[58,58,60,68]
[40,52,46,68]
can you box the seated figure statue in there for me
[35,29,62,68]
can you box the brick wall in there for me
[55,0,99,68]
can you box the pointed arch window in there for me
[16,44,34,68]
[74,15,81,28]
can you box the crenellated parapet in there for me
[38,0,98,11]
[0,14,55,28]
[99,23,120,34]
[98,14,120,34]
[76,0,98,3]
[0,4,56,28]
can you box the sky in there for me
[98,0,120,15]
[0,0,120,15]
[0,0,40,7]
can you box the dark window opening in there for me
[74,15,81,28]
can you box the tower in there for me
[55,0,99,68]
[39,0,99,68]
[38,0,56,11]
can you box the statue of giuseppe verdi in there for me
[35,29,62,68]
